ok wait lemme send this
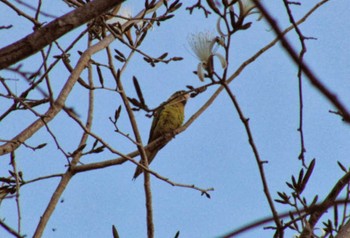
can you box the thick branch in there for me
[0,0,124,69]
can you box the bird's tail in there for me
[132,149,159,180]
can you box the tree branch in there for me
[253,0,350,123]
[0,0,125,69]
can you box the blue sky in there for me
[1,0,350,237]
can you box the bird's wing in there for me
[148,102,166,143]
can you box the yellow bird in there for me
[133,90,189,179]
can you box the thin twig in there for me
[222,83,283,237]
[253,0,350,123]
[10,152,22,234]
[22,173,63,185]
[282,0,308,165]
[0,0,41,26]
[0,219,24,238]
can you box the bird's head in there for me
[168,90,190,106]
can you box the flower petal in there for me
[197,63,205,82]
[213,53,227,69]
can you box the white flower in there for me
[239,0,260,18]
[188,31,215,63]
[107,6,133,26]
[188,31,227,82]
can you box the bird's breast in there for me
[157,105,184,134]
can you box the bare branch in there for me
[0,0,124,69]
[253,0,350,123]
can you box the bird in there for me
[133,90,189,179]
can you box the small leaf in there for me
[114,105,122,121]
[240,22,252,30]
[114,49,126,60]
[136,31,147,47]
[152,11,157,19]
[128,97,141,107]
[112,225,120,238]
[92,139,98,149]
[172,57,183,61]
[286,182,294,190]
[206,0,221,15]
[114,55,125,62]
[201,191,211,199]
[276,191,290,204]
[186,85,194,90]
[299,159,315,193]
[169,1,182,13]
[173,230,180,238]
[297,168,304,186]
[275,199,288,204]
[310,195,318,207]
[291,175,297,188]
[36,143,47,149]
[96,65,104,87]
[302,197,307,205]
[163,0,168,8]
[133,76,145,106]
[159,14,174,21]
[337,161,347,172]
[158,52,168,60]
[8,170,16,177]
[229,9,236,29]
[91,146,104,154]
